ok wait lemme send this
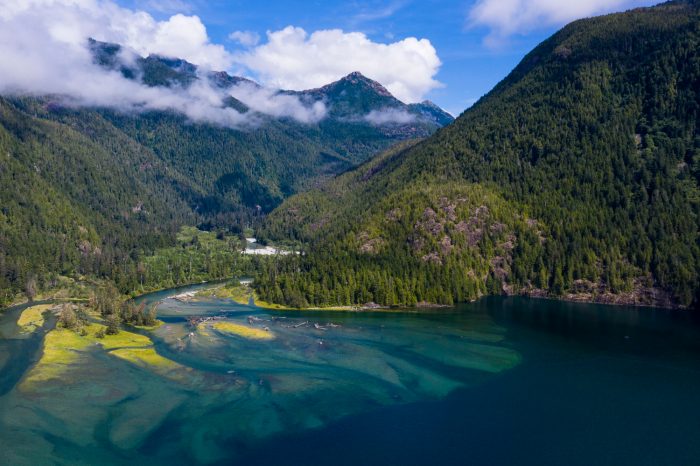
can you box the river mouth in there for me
[1,292,699,465]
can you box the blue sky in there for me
[112,0,659,115]
[150,0,533,115]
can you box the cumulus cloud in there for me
[229,30,260,47]
[469,0,654,46]
[0,0,325,127]
[364,108,416,125]
[237,26,442,103]
[0,0,231,70]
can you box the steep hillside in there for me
[260,1,700,309]
[0,96,195,303]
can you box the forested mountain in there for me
[258,1,700,309]
[0,44,452,305]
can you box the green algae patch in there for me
[219,285,252,305]
[132,319,165,331]
[196,284,253,305]
[252,297,290,310]
[110,347,181,370]
[17,304,54,333]
[196,282,292,309]
[108,347,199,387]
[91,327,189,378]
[97,327,152,350]
[21,327,94,387]
[196,323,213,338]
[210,321,275,340]
[22,322,187,389]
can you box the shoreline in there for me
[253,293,687,314]
[4,277,687,316]
[514,291,682,312]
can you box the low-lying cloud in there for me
[229,82,326,124]
[236,26,442,103]
[468,0,656,46]
[0,0,325,127]
[364,108,416,126]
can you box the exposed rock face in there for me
[405,199,519,285]
[421,252,442,265]
[439,236,453,255]
[386,208,402,222]
[415,208,443,236]
[439,197,457,221]
[357,232,385,255]
[519,278,678,309]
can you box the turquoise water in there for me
[1,290,699,465]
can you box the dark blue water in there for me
[238,297,700,466]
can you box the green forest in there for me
[258,1,700,309]
[0,66,448,305]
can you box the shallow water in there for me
[1,291,699,465]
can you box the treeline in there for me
[255,254,497,308]
[58,283,157,337]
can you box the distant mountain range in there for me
[88,38,453,136]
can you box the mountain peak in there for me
[419,100,440,108]
[407,100,454,126]
[333,72,393,97]
[344,71,366,79]
[339,71,374,82]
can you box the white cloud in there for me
[138,14,233,69]
[1,0,231,69]
[469,0,654,46]
[364,108,416,125]
[0,0,438,125]
[0,0,325,127]
[228,30,260,47]
[229,82,327,123]
[237,26,442,103]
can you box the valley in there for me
[1,2,699,465]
